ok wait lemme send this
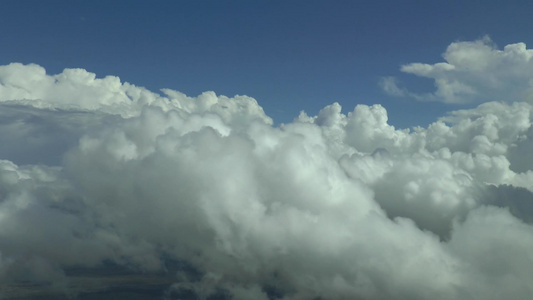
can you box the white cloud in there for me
[383,36,533,104]
[0,63,273,125]
[0,63,533,299]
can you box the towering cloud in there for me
[0,51,532,299]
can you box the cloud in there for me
[0,63,533,299]
[0,63,273,125]
[383,36,533,104]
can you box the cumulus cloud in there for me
[383,36,533,104]
[1,63,533,299]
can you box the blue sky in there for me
[2,0,533,127]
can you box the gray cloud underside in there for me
[0,60,532,300]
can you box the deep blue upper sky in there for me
[2,1,532,127]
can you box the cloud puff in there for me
[382,36,533,104]
[1,63,533,299]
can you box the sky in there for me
[2,0,533,127]
[1,1,533,300]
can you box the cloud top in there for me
[382,36,533,104]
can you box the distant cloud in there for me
[383,36,533,104]
[1,63,533,299]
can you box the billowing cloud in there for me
[1,62,532,299]
[382,36,533,104]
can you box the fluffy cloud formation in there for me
[1,63,533,299]
[382,36,533,104]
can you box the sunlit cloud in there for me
[383,36,533,104]
[1,55,532,299]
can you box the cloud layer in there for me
[382,36,533,104]
[1,59,533,299]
